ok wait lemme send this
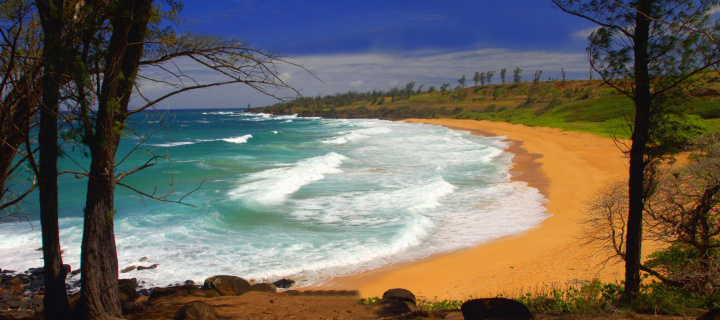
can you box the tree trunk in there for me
[75,0,153,318]
[625,0,653,301]
[36,0,71,318]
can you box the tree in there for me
[28,0,307,318]
[553,0,720,301]
[427,85,436,93]
[561,67,567,85]
[486,70,495,85]
[585,134,720,294]
[416,84,424,94]
[440,83,450,95]
[532,70,543,86]
[479,72,486,86]
[473,71,481,86]
[457,74,466,88]
[0,0,41,219]
[500,68,506,84]
[405,81,415,99]
[512,67,522,85]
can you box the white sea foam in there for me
[221,134,253,144]
[227,152,348,205]
[0,114,549,289]
[150,141,196,148]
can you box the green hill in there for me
[249,76,720,138]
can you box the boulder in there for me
[203,275,251,296]
[698,308,720,320]
[248,283,277,293]
[121,266,137,273]
[174,301,222,320]
[382,288,416,305]
[137,264,158,271]
[461,298,533,320]
[369,298,413,317]
[272,278,295,289]
[149,284,219,300]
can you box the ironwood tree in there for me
[26,0,306,319]
[552,0,720,301]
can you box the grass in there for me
[362,280,719,316]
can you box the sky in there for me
[141,0,600,109]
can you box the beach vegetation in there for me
[585,133,720,305]
[553,0,720,302]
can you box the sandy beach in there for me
[319,118,630,300]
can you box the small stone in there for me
[121,266,137,273]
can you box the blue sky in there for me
[143,0,599,109]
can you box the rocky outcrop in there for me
[272,278,295,289]
[203,275,251,296]
[248,283,277,293]
[369,288,420,318]
[460,298,533,320]
[149,284,220,300]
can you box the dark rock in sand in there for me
[203,275,251,296]
[174,300,223,320]
[272,278,295,289]
[698,308,720,320]
[118,278,138,302]
[382,288,416,305]
[249,283,277,293]
[461,298,533,320]
[149,284,219,300]
[369,297,414,317]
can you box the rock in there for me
[118,278,138,302]
[461,298,533,320]
[203,275,251,296]
[139,257,148,262]
[248,283,277,293]
[382,288,416,305]
[370,298,413,317]
[137,264,158,271]
[149,284,219,300]
[174,301,222,320]
[698,308,720,320]
[283,290,301,296]
[121,266,137,273]
[272,278,295,289]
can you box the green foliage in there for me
[631,282,717,315]
[360,296,380,304]
[417,297,465,311]
[679,98,720,119]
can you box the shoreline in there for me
[312,119,629,299]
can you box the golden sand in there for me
[317,119,629,300]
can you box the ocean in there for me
[0,110,548,288]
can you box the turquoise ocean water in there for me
[0,110,548,288]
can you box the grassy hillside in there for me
[249,75,720,138]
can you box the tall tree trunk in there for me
[625,0,653,301]
[75,0,152,318]
[36,0,71,318]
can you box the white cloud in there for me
[572,26,600,40]
[136,46,590,109]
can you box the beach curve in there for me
[317,118,629,300]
